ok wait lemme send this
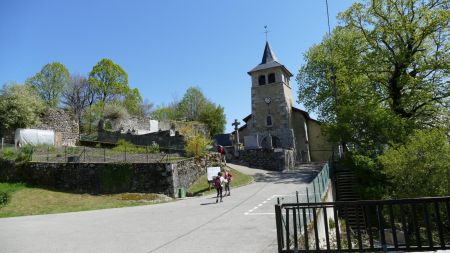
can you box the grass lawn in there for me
[187,166,253,196]
[0,183,172,218]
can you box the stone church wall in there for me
[307,120,333,162]
[291,111,310,162]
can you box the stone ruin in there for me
[33,108,79,146]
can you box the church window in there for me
[266,115,273,127]
[258,75,266,85]
[268,73,275,83]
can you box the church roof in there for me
[248,41,293,76]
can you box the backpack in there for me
[214,176,221,189]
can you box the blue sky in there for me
[0,0,357,132]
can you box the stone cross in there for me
[232,119,241,156]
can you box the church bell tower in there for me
[247,41,295,148]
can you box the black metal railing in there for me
[275,196,450,252]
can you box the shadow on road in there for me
[252,168,321,185]
[200,202,217,206]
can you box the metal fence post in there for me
[307,187,311,221]
[124,146,127,162]
[83,146,86,162]
[64,146,67,162]
[47,146,49,162]
[104,148,106,162]
[275,204,284,252]
[146,146,148,163]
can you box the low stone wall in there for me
[98,130,186,149]
[237,149,295,171]
[0,154,220,197]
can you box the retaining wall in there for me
[0,154,220,197]
[237,149,295,171]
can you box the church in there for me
[238,41,332,162]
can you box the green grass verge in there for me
[187,166,253,196]
[0,183,172,218]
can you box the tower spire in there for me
[261,41,278,64]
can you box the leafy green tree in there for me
[340,0,449,123]
[151,86,226,137]
[151,101,179,121]
[26,62,69,107]
[88,58,129,115]
[298,0,449,152]
[0,83,46,134]
[177,87,207,121]
[379,129,450,198]
[123,88,142,116]
[199,102,226,137]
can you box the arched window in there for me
[258,75,266,85]
[266,115,273,127]
[268,73,275,83]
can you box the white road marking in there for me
[244,213,274,216]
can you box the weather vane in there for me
[264,25,269,41]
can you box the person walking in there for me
[223,169,233,196]
[217,145,226,166]
[214,172,226,203]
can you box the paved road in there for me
[0,163,320,253]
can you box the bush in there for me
[339,152,387,199]
[0,183,26,207]
[112,139,154,154]
[0,148,16,160]
[379,128,450,198]
[0,146,33,163]
[185,135,211,158]
[148,142,160,153]
[0,191,10,206]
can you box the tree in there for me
[88,58,129,115]
[297,0,449,152]
[151,87,226,137]
[26,62,69,107]
[198,103,226,137]
[62,75,91,129]
[379,128,450,198]
[151,101,179,121]
[123,88,143,116]
[177,87,207,121]
[0,83,46,134]
[340,0,449,125]
[138,98,154,118]
[297,0,450,199]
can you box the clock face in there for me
[264,97,271,104]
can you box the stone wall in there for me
[110,118,210,137]
[306,120,333,162]
[98,130,186,149]
[0,154,220,197]
[33,108,79,146]
[238,148,295,171]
